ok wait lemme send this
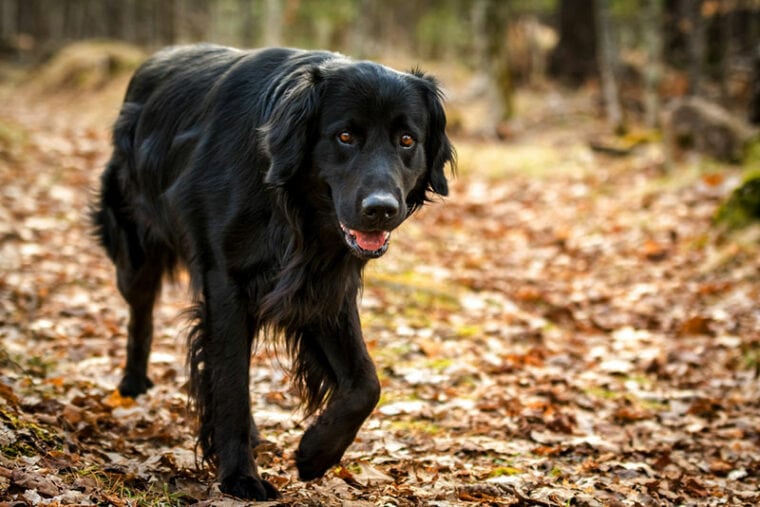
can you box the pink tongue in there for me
[353,230,387,251]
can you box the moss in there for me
[489,465,524,477]
[72,468,190,506]
[454,324,482,339]
[714,175,760,230]
[742,138,760,168]
[0,405,63,458]
[0,118,29,161]
[741,341,760,373]
[426,358,454,372]
[583,386,619,401]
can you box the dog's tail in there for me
[91,102,142,262]
[186,300,216,467]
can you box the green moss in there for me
[426,358,454,372]
[0,118,29,160]
[73,468,190,506]
[714,176,760,230]
[0,405,63,458]
[742,342,760,372]
[454,324,482,339]
[583,386,620,401]
[742,138,760,168]
[489,466,524,477]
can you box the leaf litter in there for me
[1,75,759,506]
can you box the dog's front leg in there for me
[192,271,279,500]
[294,299,381,480]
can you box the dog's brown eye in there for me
[399,134,415,148]
[338,131,354,144]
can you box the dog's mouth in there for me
[340,223,391,259]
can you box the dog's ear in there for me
[411,72,455,207]
[263,67,322,187]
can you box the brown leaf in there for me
[701,173,724,187]
[103,390,136,409]
[678,315,713,337]
[61,405,82,425]
[681,477,710,497]
[0,384,19,406]
[708,459,734,476]
[533,445,564,456]
[687,397,722,418]
[334,466,364,489]
[641,240,668,261]
[11,470,62,497]
[614,406,651,423]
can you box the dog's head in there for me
[263,57,454,260]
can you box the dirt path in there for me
[1,82,759,506]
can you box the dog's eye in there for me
[338,131,354,145]
[399,134,416,148]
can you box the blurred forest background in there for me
[2,1,760,505]
[1,0,759,133]
[5,0,759,202]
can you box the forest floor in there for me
[1,53,760,506]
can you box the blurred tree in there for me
[263,0,283,46]
[472,0,514,129]
[239,0,256,47]
[176,0,210,42]
[595,0,624,131]
[751,44,760,124]
[683,0,705,96]
[643,0,664,128]
[548,0,597,86]
[1,0,758,132]
[349,0,372,57]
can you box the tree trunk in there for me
[350,0,373,58]
[239,0,255,48]
[750,43,760,125]
[472,0,513,132]
[643,0,664,128]
[0,0,18,45]
[157,0,176,45]
[263,0,283,47]
[684,0,705,96]
[548,0,597,86]
[594,0,624,131]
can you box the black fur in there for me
[92,44,454,500]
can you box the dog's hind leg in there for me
[115,248,163,398]
[95,155,164,398]
[94,100,165,397]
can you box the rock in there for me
[662,96,757,163]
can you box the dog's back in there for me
[94,45,340,267]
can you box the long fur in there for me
[93,44,454,500]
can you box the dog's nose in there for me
[361,192,399,221]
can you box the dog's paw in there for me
[295,438,342,481]
[117,374,154,398]
[220,475,280,500]
[296,456,332,481]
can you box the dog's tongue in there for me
[353,230,388,251]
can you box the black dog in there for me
[93,44,453,500]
